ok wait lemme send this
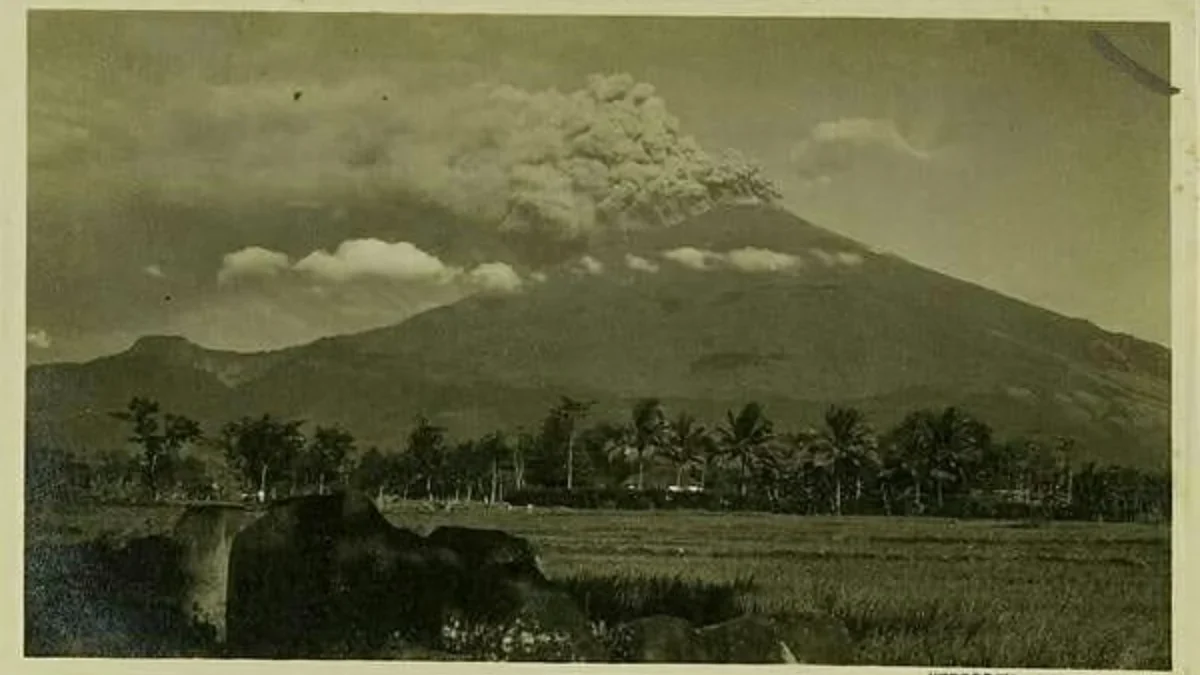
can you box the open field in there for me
[25,503,1171,668]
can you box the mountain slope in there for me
[25,205,1171,470]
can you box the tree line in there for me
[24,395,1170,523]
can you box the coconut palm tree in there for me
[717,402,774,497]
[888,407,991,510]
[605,398,670,489]
[662,412,710,488]
[813,405,878,515]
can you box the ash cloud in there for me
[404,74,783,247]
[142,73,780,264]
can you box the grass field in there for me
[24,502,1171,669]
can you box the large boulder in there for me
[170,503,261,643]
[421,526,605,661]
[224,490,467,658]
[694,614,800,663]
[771,613,855,664]
[424,525,547,624]
[607,614,703,662]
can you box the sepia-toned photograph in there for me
[18,5,1189,669]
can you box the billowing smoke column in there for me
[405,74,781,244]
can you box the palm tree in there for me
[787,429,832,514]
[605,398,670,489]
[888,407,991,510]
[696,432,723,490]
[663,412,709,488]
[631,398,671,489]
[717,402,774,497]
[752,436,807,509]
[813,405,878,515]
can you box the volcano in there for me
[25,204,1171,470]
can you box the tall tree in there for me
[582,421,636,489]
[717,402,775,497]
[352,447,389,500]
[627,398,670,489]
[110,396,202,500]
[813,405,878,515]
[548,397,594,491]
[662,413,709,488]
[478,431,510,503]
[1053,436,1077,508]
[219,414,305,502]
[305,425,356,495]
[408,415,448,500]
[513,429,535,491]
[888,407,991,510]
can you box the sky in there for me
[25,12,1172,363]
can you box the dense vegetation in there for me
[26,395,1170,523]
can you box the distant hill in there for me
[26,204,1171,470]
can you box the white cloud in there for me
[809,117,931,160]
[219,238,534,292]
[467,262,524,294]
[836,252,864,266]
[809,248,837,266]
[625,254,660,273]
[575,255,605,275]
[661,247,721,270]
[143,263,165,279]
[725,247,804,274]
[790,117,932,184]
[810,248,866,268]
[662,246,839,275]
[293,239,456,284]
[530,271,549,284]
[217,246,292,285]
[26,328,51,350]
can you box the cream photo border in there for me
[0,1,1194,674]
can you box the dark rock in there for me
[224,490,467,658]
[608,614,703,662]
[694,614,795,663]
[771,612,855,664]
